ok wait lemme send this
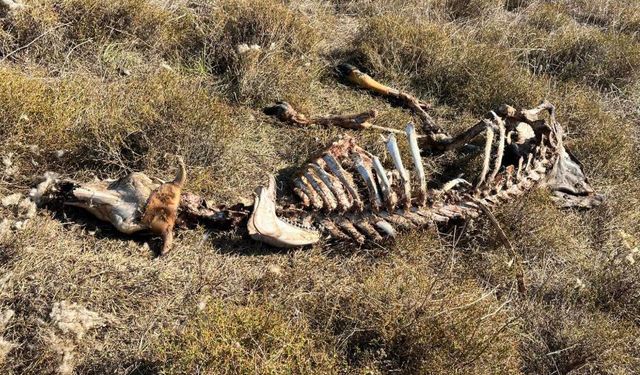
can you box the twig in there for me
[1,23,70,63]
[472,198,527,295]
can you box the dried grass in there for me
[1,0,639,373]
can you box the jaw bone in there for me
[248,176,321,248]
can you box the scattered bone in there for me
[374,219,396,238]
[237,43,261,54]
[2,153,17,176]
[264,101,405,134]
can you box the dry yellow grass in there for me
[1,0,639,374]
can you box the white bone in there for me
[385,133,412,208]
[372,156,396,211]
[477,124,495,187]
[406,123,427,206]
[487,112,505,184]
[248,176,321,247]
[351,153,382,210]
[442,178,471,192]
[304,170,338,211]
[322,154,363,211]
[375,220,396,238]
[310,163,350,210]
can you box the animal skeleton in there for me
[250,102,603,248]
[30,65,603,256]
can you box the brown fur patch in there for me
[142,182,182,254]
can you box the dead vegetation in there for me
[1,0,639,374]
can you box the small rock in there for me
[54,150,65,159]
[626,253,635,265]
[118,67,131,76]
[1,153,12,168]
[197,296,210,311]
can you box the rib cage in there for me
[284,105,558,245]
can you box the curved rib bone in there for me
[372,156,397,211]
[487,112,506,185]
[322,153,363,211]
[385,133,412,208]
[406,123,427,206]
[351,152,382,211]
[476,124,495,188]
[310,163,351,211]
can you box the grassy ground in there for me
[1,0,639,373]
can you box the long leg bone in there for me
[264,101,408,135]
[337,64,450,145]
